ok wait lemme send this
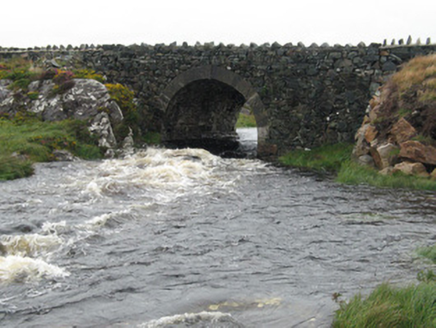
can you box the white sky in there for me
[1,0,435,48]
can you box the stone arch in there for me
[160,65,269,157]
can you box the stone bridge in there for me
[1,41,435,158]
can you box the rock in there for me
[431,168,436,180]
[392,161,429,178]
[389,118,417,143]
[122,127,134,149]
[379,167,394,175]
[369,147,383,169]
[364,125,378,143]
[52,150,76,161]
[358,154,375,167]
[0,79,12,101]
[257,143,277,157]
[399,141,436,165]
[89,112,117,149]
[376,143,399,169]
[368,105,382,123]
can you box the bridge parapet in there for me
[1,41,435,158]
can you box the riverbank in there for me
[0,118,102,180]
[279,143,436,191]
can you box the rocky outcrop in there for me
[0,78,123,151]
[352,54,436,179]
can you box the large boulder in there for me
[1,78,123,151]
[389,118,417,144]
[392,161,429,178]
[399,141,436,165]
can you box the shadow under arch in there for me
[160,65,269,158]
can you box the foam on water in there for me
[0,234,62,258]
[138,311,242,328]
[0,255,69,283]
[68,147,270,205]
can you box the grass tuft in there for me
[332,282,436,328]
[236,112,257,128]
[417,245,436,264]
[0,118,102,180]
[279,143,353,172]
[279,143,436,191]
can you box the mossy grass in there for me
[279,143,436,191]
[0,118,102,181]
[142,131,161,145]
[0,155,34,180]
[236,112,257,128]
[332,282,436,328]
[279,143,353,172]
[417,245,436,264]
[337,161,436,191]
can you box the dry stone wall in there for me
[1,41,435,158]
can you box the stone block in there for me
[379,167,394,175]
[393,161,429,178]
[376,143,399,169]
[399,141,436,165]
[257,143,278,157]
[364,125,378,143]
[358,154,375,167]
[389,118,417,144]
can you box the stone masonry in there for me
[1,41,435,159]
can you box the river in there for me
[0,128,435,327]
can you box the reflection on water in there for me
[0,129,435,327]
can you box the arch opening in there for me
[163,79,245,155]
[161,66,269,158]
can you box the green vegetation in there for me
[279,143,353,172]
[279,143,436,191]
[105,83,149,144]
[0,118,102,181]
[73,69,105,83]
[337,161,436,191]
[332,282,436,328]
[143,131,161,145]
[236,112,257,128]
[418,245,436,264]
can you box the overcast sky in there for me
[1,0,435,48]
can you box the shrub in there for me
[27,91,39,100]
[105,83,139,142]
[73,69,105,83]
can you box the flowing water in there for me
[0,129,435,327]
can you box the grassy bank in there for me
[236,112,257,128]
[0,118,102,181]
[279,143,436,191]
[332,281,436,328]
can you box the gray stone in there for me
[376,143,399,169]
[382,61,397,71]
[52,150,76,161]
[358,154,375,167]
[89,112,117,149]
